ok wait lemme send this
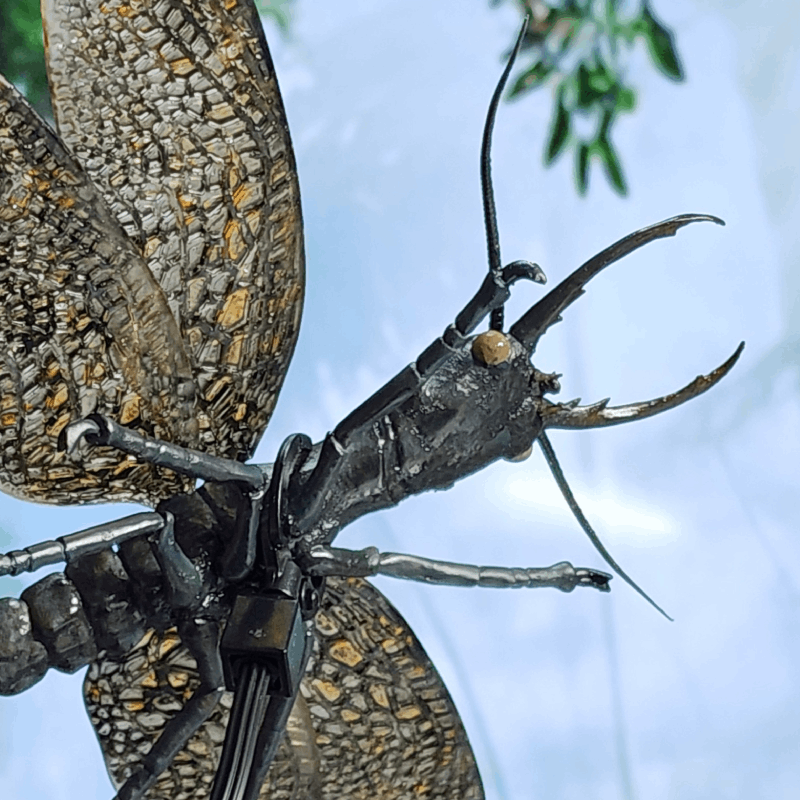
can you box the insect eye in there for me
[505,445,532,463]
[471,330,511,365]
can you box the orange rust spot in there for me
[329,639,363,667]
[124,700,146,712]
[117,5,136,17]
[217,287,248,328]
[205,376,231,402]
[208,103,235,122]
[55,194,75,209]
[245,209,261,235]
[341,709,361,722]
[369,684,390,709]
[158,630,181,658]
[112,457,136,476]
[45,385,69,410]
[233,403,247,422]
[224,0,237,9]
[45,362,60,379]
[177,193,195,210]
[120,395,141,424]
[232,183,256,211]
[223,219,246,261]
[8,192,29,210]
[1,413,16,428]
[396,705,422,720]
[170,58,195,76]
[46,412,71,438]
[312,679,341,703]
[167,671,189,689]
[75,316,92,332]
[140,670,158,689]
[92,363,106,379]
[269,162,288,186]
[224,334,244,366]
[407,665,426,679]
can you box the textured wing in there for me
[42,0,304,460]
[85,578,484,799]
[0,76,196,505]
[300,577,484,799]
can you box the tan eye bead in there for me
[506,445,532,463]
[471,330,511,365]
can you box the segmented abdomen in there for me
[0,548,149,696]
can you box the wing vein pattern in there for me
[42,0,304,464]
[85,578,484,800]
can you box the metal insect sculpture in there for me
[0,3,742,799]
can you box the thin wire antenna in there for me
[482,17,528,332]
[538,431,673,620]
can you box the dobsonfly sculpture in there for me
[0,3,742,799]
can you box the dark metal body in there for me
[0,4,742,800]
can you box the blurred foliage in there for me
[495,0,684,196]
[0,0,50,115]
[0,0,293,117]
[257,0,297,33]
[0,0,680,198]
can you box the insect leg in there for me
[113,617,225,800]
[0,513,164,577]
[301,545,611,593]
[62,416,267,491]
[114,517,225,800]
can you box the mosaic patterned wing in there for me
[0,76,197,505]
[42,0,305,461]
[85,578,484,799]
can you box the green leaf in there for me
[588,60,615,96]
[256,0,295,34]
[616,86,636,112]
[597,136,627,195]
[509,60,554,97]
[0,0,50,114]
[641,3,684,81]
[576,63,595,109]
[545,90,571,165]
[576,142,590,196]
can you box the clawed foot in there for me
[551,561,612,593]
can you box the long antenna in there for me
[538,431,673,620]
[481,17,528,332]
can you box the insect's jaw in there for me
[538,341,744,431]
[509,213,725,353]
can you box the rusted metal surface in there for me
[0,74,196,504]
[0,3,742,799]
[42,0,304,462]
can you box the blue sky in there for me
[2,2,798,799]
